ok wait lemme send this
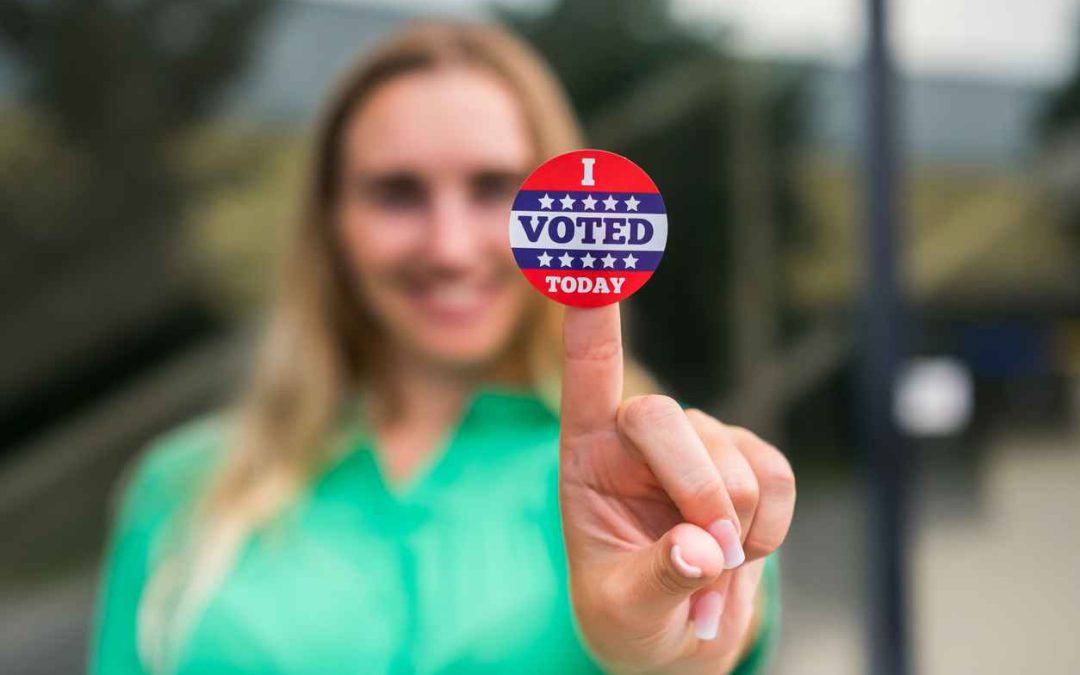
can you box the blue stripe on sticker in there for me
[512,247,663,272]
[512,191,665,214]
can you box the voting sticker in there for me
[508,149,667,308]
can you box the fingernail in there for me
[670,544,703,578]
[708,519,745,569]
[692,590,726,640]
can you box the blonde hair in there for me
[137,21,656,673]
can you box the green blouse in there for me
[90,388,780,674]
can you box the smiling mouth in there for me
[406,277,508,321]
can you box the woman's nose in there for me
[424,190,477,268]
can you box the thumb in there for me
[621,523,726,616]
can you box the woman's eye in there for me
[471,172,520,205]
[362,176,426,210]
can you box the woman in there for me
[91,21,795,675]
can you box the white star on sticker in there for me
[581,194,597,211]
[580,252,596,268]
[602,195,618,211]
[538,193,554,210]
[558,252,575,268]
[559,193,576,210]
[623,253,639,269]
[537,251,553,267]
[601,253,617,268]
[624,195,640,211]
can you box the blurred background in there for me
[1,0,1079,673]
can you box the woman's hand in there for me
[559,304,796,675]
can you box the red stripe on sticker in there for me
[521,269,654,308]
[520,149,659,194]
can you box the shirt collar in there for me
[335,384,557,453]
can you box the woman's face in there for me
[337,66,534,372]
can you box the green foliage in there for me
[0,0,273,288]
[0,0,274,444]
[508,0,718,119]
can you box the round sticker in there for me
[508,149,667,308]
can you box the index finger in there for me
[560,304,624,437]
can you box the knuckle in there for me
[566,335,621,362]
[731,427,795,496]
[759,451,796,497]
[744,513,795,558]
[680,469,724,507]
[618,394,683,434]
[726,475,760,512]
[687,409,729,439]
[652,546,691,596]
[691,413,735,449]
[744,535,782,561]
[729,426,763,448]
[684,408,708,425]
[563,315,621,363]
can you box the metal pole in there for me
[860,0,911,674]
[729,63,781,438]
